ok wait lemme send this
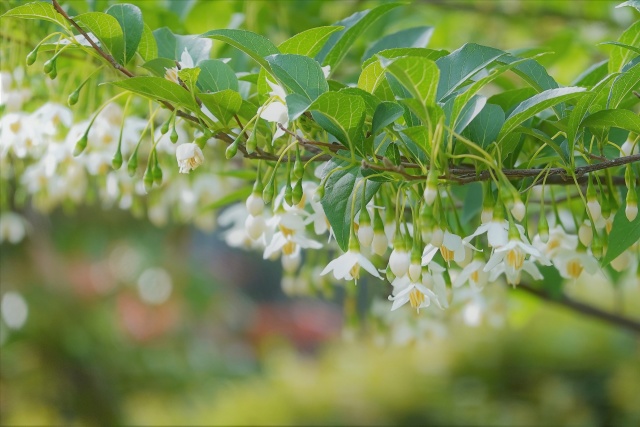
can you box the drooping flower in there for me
[388,275,437,312]
[258,79,289,141]
[422,230,473,266]
[176,143,204,174]
[484,237,549,286]
[321,249,382,281]
[165,48,195,83]
[453,259,489,290]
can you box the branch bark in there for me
[517,283,640,334]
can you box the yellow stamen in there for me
[440,246,455,263]
[349,263,361,280]
[506,248,525,270]
[567,259,583,279]
[279,225,295,238]
[470,270,479,284]
[282,240,296,255]
[409,288,425,310]
[10,120,21,133]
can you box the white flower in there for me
[510,200,526,222]
[422,230,472,265]
[389,248,410,277]
[176,143,204,174]
[321,249,382,281]
[165,48,195,83]
[626,202,638,222]
[578,220,593,247]
[263,211,322,259]
[532,226,577,259]
[258,79,289,140]
[464,219,525,249]
[246,193,264,217]
[388,275,438,312]
[553,249,598,280]
[245,214,266,241]
[453,260,488,290]
[587,200,601,222]
[371,230,388,256]
[484,237,549,286]
[620,138,638,157]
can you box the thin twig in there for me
[517,283,640,334]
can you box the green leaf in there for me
[603,189,640,266]
[601,41,640,56]
[497,56,559,93]
[106,3,143,64]
[436,43,506,100]
[109,76,198,111]
[154,27,212,64]
[138,24,158,61]
[580,109,640,135]
[607,62,640,109]
[400,126,431,162]
[286,94,312,121]
[315,3,402,73]
[498,87,586,143]
[75,12,125,64]
[362,47,448,68]
[266,54,328,101]
[372,101,404,134]
[449,56,531,132]
[357,61,395,101]
[199,89,242,124]
[444,94,487,135]
[278,26,343,57]
[465,103,505,149]
[321,162,381,252]
[362,26,434,62]
[197,59,238,92]
[1,2,70,29]
[309,92,366,154]
[566,74,619,149]
[488,87,538,114]
[609,21,640,73]
[142,58,175,77]
[382,55,439,118]
[339,87,381,118]
[200,29,279,73]
[178,67,200,93]
[571,60,608,87]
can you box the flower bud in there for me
[578,220,593,247]
[625,190,638,222]
[262,179,275,204]
[480,207,493,224]
[153,164,163,185]
[292,179,304,205]
[160,118,171,135]
[246,193,264,217]
[423,169,438,205]
[245,214,266,240]
[408,261,422,283]
[43,58,55,74]
[143,169,154,193]
[293,151,304,181]
[195,133,209,149]
[127,152,139,177]
[48,65,58,80]
[26,48,38,66]
[357,223,373,247]
[225,141,238,159]
[66,87,80,106]
[112,149,123,170]
[511,199,526,222]
[431,228,444,247]
[385,265,396,283]
[73,133,88,157]
[170,126,179,143]
[246,129,258,154]
[591,233,603,259]
[284,177,293,206]
[389,248,410,278]
[586,178,601,221]
[372,230,388,256]
[538,213,549,243]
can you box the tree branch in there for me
[517,283,640,334]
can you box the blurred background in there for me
[1,0,639,425]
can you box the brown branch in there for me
[517,283,640,334]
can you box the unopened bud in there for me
[511,199,526,222]
[153,164,163,185]
[357,223,373,247]
[408,261,422,283]
[578,220,593,247]
[292,179,303,205]
[538,213,549,243]
[160,119,171,135]
[143,169,154,193]
[195,133,209,149]
[43,58,55,74]
[423,170,438,205]
[591,234,603,259]
[625,188,638,222]
[73,133,88,157]
[112,149,123,170]
[225,141,238,159]
[246,130,258,154]
[170,126,179,144]
[389,248,410,278]
[127,152,138,177]
[68,89,80,106]
[262,179,275,204]
[26,48,38,66]
[372,230,388,256]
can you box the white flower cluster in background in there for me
[0,68,238,244]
